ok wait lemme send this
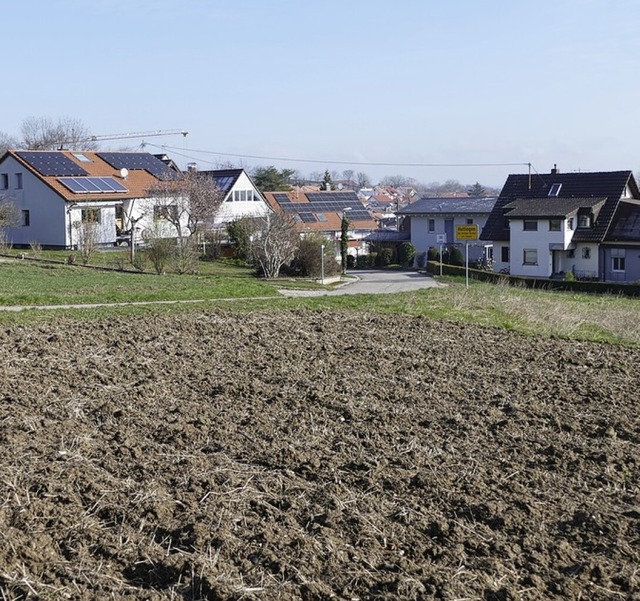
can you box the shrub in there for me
[356,254,369,269]
[347,254,356,269]
[427,247,440,262]
[398,241,416,268]
[415,251,427,269]
[294,234,339,278]
[376,248,393,267]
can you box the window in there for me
[428,219,435,232]
[72,153,92,162]
[578,214,591,228]
[548,183,562,197]
[15,173,23,189]
[154,205,178,221]
[582,247,591,259]
[567,249,575,258]
[21,210,30,227]
[549,219,561,231]
[466,218,474,225]
[1,174,8,189]
[81,208,101,224]
[568,217,574,230]
[523,249,538,265]
[523,220,538,231]
[612,249,626,271]
[232,189,254,202]
[501,246,510,263]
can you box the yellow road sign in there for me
[456,225,479,240]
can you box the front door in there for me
[445,219,454,243]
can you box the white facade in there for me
[409,213,492,263]
[215,171,271,225]
[1,155,120,248]
[508,215,599,278]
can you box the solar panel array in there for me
[211,175,236,193]
[97,152,173,179]
[17,152,89,177]
[59,177,128,194]
[272,191,371,221]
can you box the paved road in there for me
[279,270,441,297]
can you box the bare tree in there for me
[20,116,97,151]
[73,217,99,264]
[356,172,371,189]
[0,199,19,253]
[249,212,299,279]
[0,131,18,155]
[149,170,225,240]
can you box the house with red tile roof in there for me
[0,151,270,249]
[263,189,378,259]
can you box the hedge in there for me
[426,261,640,297]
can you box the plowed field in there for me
[1,311,639,600]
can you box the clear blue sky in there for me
[3,0,639,187]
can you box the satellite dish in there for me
[120,168,129,179]
[337,183,343,190]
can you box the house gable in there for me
[481,169,636,243]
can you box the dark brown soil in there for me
[1,310,639,600]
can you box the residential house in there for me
[480,166,640,281]
[192,168,271,227]
[0,149,180,249]
[263,190,377,259]
[398,196,497,264]
[0,151,270,249]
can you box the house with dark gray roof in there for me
[480,166,640,281]
[398,196,497,264]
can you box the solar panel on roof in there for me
[97,152,173,179]
[58,177,128,194]
[212,176,235,192]
[17,152,89,176]
[299,212,317,223]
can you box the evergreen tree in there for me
[467,182,487,197]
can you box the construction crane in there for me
[88,129,188,143]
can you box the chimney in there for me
[551,163,560,175]
[187,162,198,172]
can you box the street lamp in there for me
[341,207,352,275]
[320,244,325,284]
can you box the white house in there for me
[481,166,640,281]
[0,152,270,250]
[194,168,271,226]
[398,196,497,264]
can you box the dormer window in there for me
[549,183,562,197]
[578,214,591,228]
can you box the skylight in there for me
[549,183,562,197]
[72,153,92,163]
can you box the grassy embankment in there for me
[1,255,639,345]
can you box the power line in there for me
[154,143,531,170]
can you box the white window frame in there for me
[612,249,626,272]
[428,219,435,232]
[549,219,561,231]
[523,249,538,265]
[582,247,591,259]
[523,220,538,231]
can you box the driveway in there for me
[279,270,441,297]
